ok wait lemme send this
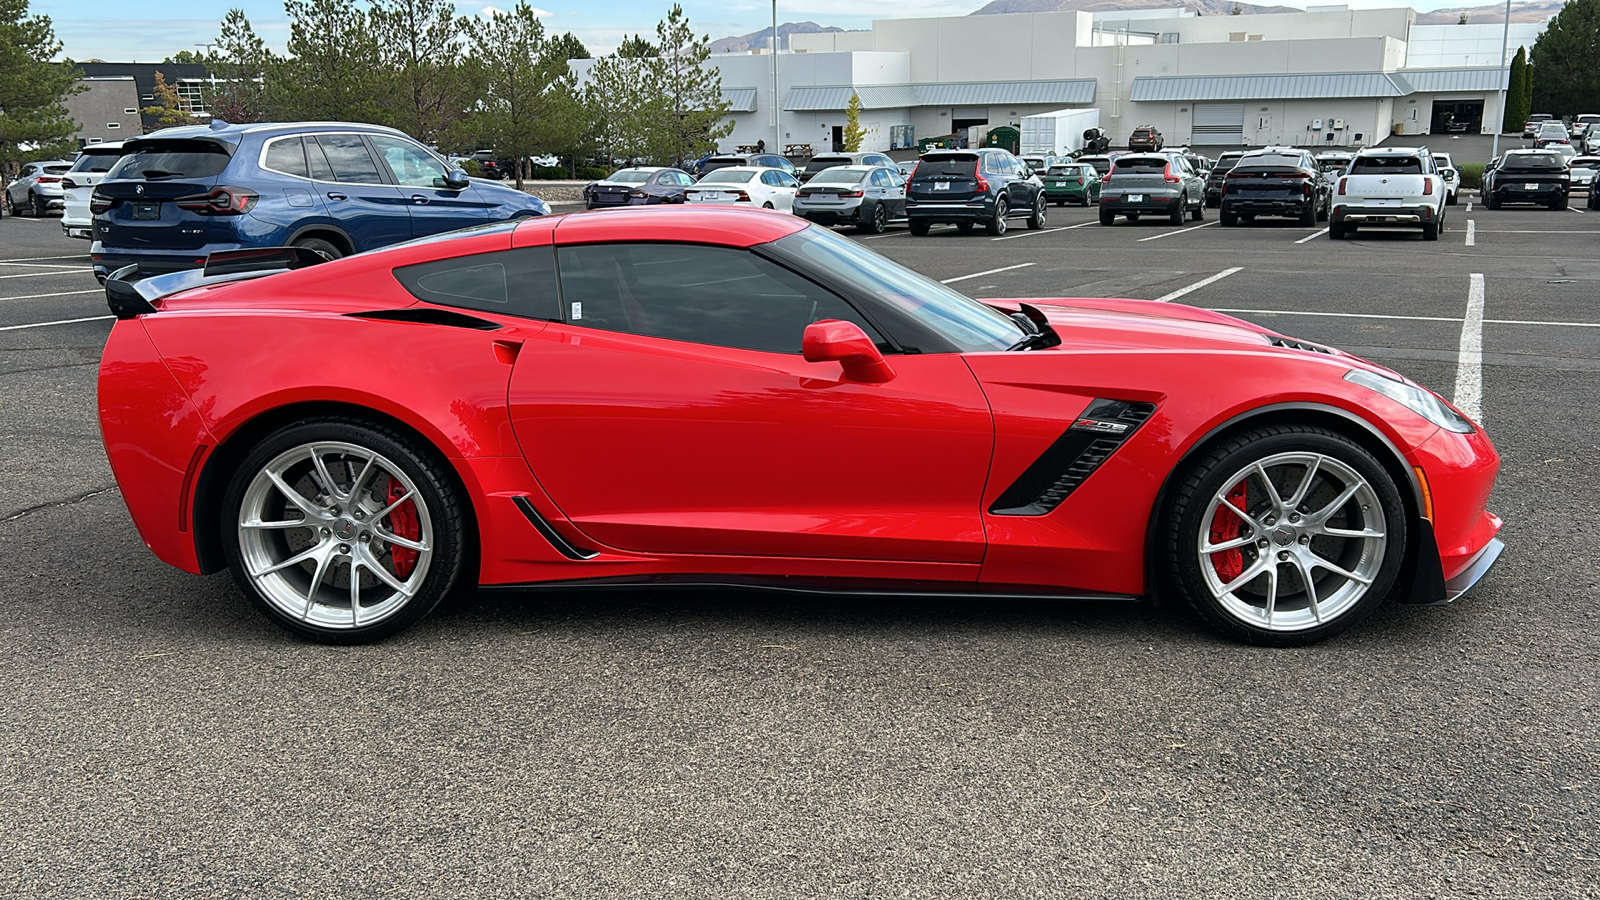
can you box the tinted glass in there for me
[394,247,560,321]
[871,169,892,187]
[264,137,309,178]
[70,152,123,174]
[107,140,232,179]
[772,227,1022,353]
[305,137,336,180]
[810,167,869,185]
[1237,153,1306,169]
[1572,157,1600,167]
[699,169,756,184]
[1080,157,1112,175]
[805,156,852,173]
[916,155,979,178]
[371,135,449,188]
[314,133,385,184]
[1110,156,1169,174]
[555,243,879,353]
[1348,156,1424,175]
[607,171,652,184]
[760,170,782,186]
[1499,153,1562,171]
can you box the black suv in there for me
[1204,151,1245,207]
[905,148,1047,236]
[1219,148,1331,227]
[1129,126,1164,151]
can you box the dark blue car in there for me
[90,121,549,280]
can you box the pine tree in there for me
[369,0,471,144]
[646,5,732,167]
[269,0,385,123]
[1503,46,1529,134]
[464,0,570,188]
[205,9,272,124]
[1530,0,1600,117]
[842,93,866,152]
[0,0,81,168]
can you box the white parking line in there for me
[862,225,952,241]
[940,263,1035,284]
[1295,228,1328,244]
[0,315,113,332]
[1209,308,1461,323]
[0,254,91,263]
[1454,274,1485,425]
[1153,266,1242,303]
[1464,219,1475,246]
[991,226,1066,241]
[1569,206,1585,213]
[1476,230,1597,234]
[0,261,93,270]
[1135,221,1216,242]
[0,270,83,280]
[2,288,103,302]
[1466,201,1474,212]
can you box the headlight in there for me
[1344,368,1475,433]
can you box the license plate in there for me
[1128,194,1144,202]
[1524,183,1539,190]
[132,201,160,220]
[934,182,949,191]
[1371,198,1400,206]
[700,191,723,201]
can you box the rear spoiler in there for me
[104,246,330,319]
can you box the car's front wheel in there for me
[858,202,888,234]
[221,417,470,643]
[1162,425,1407,646]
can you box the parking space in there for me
[2,203,1598,895]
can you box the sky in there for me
[37,0,1490,62]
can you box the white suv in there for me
[60,142,126,239]
[1330,147,1447,241]
[1431,152,1461,206]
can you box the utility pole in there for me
[772,1,782,153]
[1491,0,1511,160]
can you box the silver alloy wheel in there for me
[236,441,433,630]
[1196,451,1387,632]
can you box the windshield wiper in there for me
[141,169,183,179]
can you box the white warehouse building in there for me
[573,6,1547,155]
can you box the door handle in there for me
[326,192,347,201]
[411,195,429,205]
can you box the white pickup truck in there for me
[1329,147,1448,241]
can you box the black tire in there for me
[857,202,888,235]
[1099,208,1115,226]
[1316,196,1330,222]
[1547,196,1566,210]
[1027,193,1047,230]
[1169,196,1186,225]
[762,201,775,209]
[1190,197,1204,221]
[293,237,345,261]
[1240,213,1255,222]
[1446,191,1458,206]
[1486,195,1501,210]
[1298,200,1317,227]
[1129,213,1140,221]
[220,417,471,644]
[909,220,931,236]
[1160,424,1408,646]
[7,191,27,217]
[31,192,47,217]
[1329,222,1345,239]
[1220,209,1238,227]
[986,198,1009,236]
[1422,221,1439,241]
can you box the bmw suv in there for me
[905,148,1047,236]
[89,121,549,280]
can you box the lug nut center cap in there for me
[332,519,358,541]
[1272,525,1297,547]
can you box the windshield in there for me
[107,140,232,180]
[1500,153,1562,170]
[1572,157,1600,168]
[698,169,756,184]
[605,171,652,184]
[809,167,869,185]
[1349,156,1423,175]
[70,152,123,173]
[772,227,1022,353]
[915,155,979,178]
[1237,153,1303,169]
[1079,157,1111,175]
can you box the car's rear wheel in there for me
[1189,197,1204,221]
[1298,201,1317,226]
[858,202,888,234]
[1317,196,1330,222]
[987,198,1009,236]
[7,191,26,217]
[1220,209,1237,227]
[293,237,344,261]
[1486,195,1501,210]
[222,418,469,644]
[1162,425,1407,646]
[1027,194,1047,229]
[1546,197,1566,210]
[30,192,46,217]
[1099,208,1115,226]
[762,201,775,209]
[1422,221,1439,241]
[1329,221,1345,239]
[1169,196,1186,224]
[909,220,931,236]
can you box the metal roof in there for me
[1396,67,1509,93]
[1129,73,1411,102]
[722,88,758,112]
[784,80,1094,112]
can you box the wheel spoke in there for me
[1253,463,1285,509]
[1293,555,1322,624]
[241,516,306,530]
[1203,534,1254,554]
[1262,563,1280,627]
[266,470,323,518]
[359,547,414,596]
[348,455,377,502]
[1308,482,1362,525]
[349,559,364,626]
[1319,525,1385,539]
[374,527,428,552]
[1307,554,1374,585]
[302,549,335,620]
[373,488,414,521]
[308,446,342,500]
[1221,555,1270,594]
[250,543,321,578]
[1220,497,1258,528]
[1285,456,1322,509]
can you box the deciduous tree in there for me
[140,71,203,131]
[0,0,81,168]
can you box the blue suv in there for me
[90,121,549,280]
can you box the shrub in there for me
[1458,163,1484,189]
[575,166,609,180]
[530,166,569,180]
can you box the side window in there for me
[313,133,386,184]
[305,136,336,181]
[263,137,309,178]
[371,135,451,188]
[555,243,882,354]
[393,247,560,321]
[871,169,891,188]
[759,170,781,186]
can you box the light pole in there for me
[1491,0,1511,160]
[768,0,780,151]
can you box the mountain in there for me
[971,0,1300,15]
[709,22,848,54]
[1412,1,1563,24]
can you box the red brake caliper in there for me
[1210,480,1249,582]
[384,478,420,579]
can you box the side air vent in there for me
[512,496,599,560]
[346,308,502,331]
[990,399,1158,517]
[1267,335,1333,354]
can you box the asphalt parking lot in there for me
[2,199,1597,897]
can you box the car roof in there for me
[512,207,807,250]
[1354,147,1428,156]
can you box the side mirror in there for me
[802,320,895,383]
[443,167,471,190]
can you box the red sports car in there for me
[98,207,1503,646]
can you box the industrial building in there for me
[583,6,1547,155]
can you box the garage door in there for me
[1193,103,1245,140]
